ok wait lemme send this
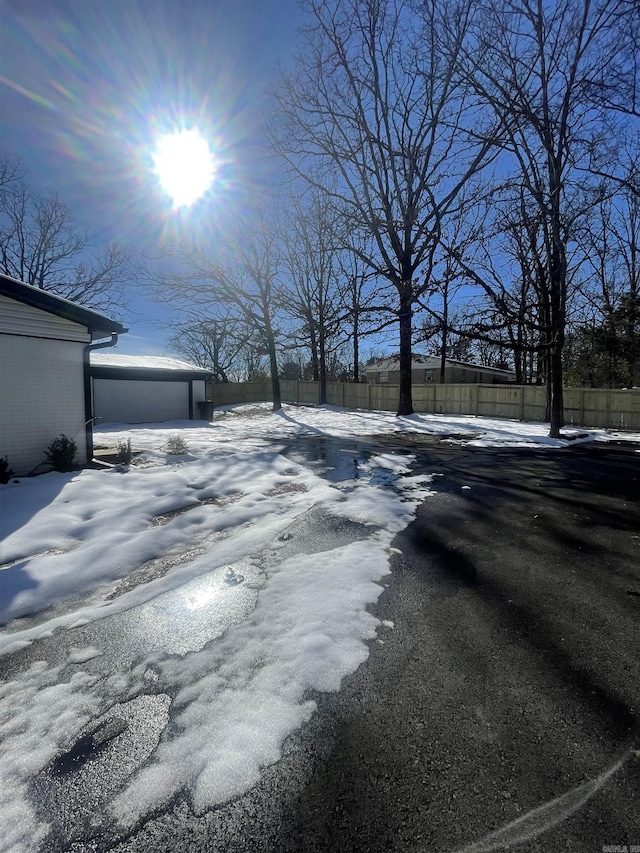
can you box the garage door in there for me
[93,379,190,423]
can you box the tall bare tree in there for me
[272,0,496,415]
[279,189,343,402]
[460,0,634,435]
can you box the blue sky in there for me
[1,0,307,355]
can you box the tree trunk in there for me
[548,337,565,438]
[548,209,566,436]
[309,322,319,382]
[352,298,360,383]
[440,279,448,383]
[397,286,414,416]
[270,346,281,411]
[319,326,327,404]
[265,326,281,411]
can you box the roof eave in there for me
[0,273,127,336]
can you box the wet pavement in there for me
[2,436,640,852]
[113,439,640,853]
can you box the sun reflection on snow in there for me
[182,580,221,612]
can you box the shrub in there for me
[165,435,189,455]
[1,456,15,485]
[117,438,133,465]
[45,434,77,472]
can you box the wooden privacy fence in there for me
[210,381,640,431]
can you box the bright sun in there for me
[152,129,215,207]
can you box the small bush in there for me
[165,435,189,455]
[45,434,77,472]
[117,438,133,465]
[1,456,15,485]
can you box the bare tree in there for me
[272,0,496,415]
[0,154,22,190]
[461,0,633,435]
[440,190,552,386]
[335,248,390,382]
[279,189,343,402]
[565,177,640,386]
[0,173,131,314]
[168,312,250,383]
[154,205,284,410]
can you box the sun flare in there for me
[152,129,215,207]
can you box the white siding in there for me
[93,379,190,423]
[0,334,88,475]
[0,294,91,342]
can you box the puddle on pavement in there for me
[278,436,375,483]
[31,693,171,847]
[278,436,422,495]
[70,558,262,669]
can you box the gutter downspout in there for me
[83,333,119,464]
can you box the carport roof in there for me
[0,273,127,338]
[90,352,211,376]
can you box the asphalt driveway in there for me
[114,439,640,853]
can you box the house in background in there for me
[90,353,211,424]
[365,354,516,385]
[0,273,126,476]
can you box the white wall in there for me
[0,333,88,475]
[93,378,191,424]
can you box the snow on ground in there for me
[0,404,638,851]
[94,401,638,449]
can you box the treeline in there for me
[160,0,640,436]
[2,1,638,437]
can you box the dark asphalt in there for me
[111,439,640,853]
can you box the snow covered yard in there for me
[0,404,638,851]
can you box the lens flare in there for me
[152,129,216,207]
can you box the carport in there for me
[90,353,211,423]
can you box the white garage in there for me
[90,353,211,424]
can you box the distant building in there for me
[365,354,516,385]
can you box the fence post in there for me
[519,386,525,422]
[368,383,372,411]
